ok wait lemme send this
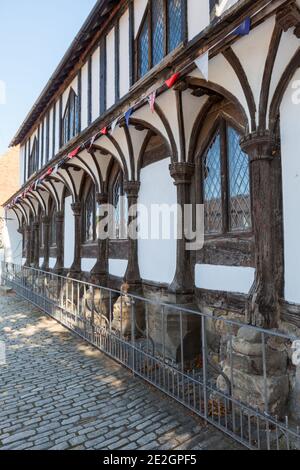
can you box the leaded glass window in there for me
[201,121,251,235]
[28,138,38,178]
[83,186,96,242]
[137,0,184,79]
[168,0,183,52]
[203,133,222,234]
[62,88,79,146]
[152,0,165,67]
[227,127,251,232]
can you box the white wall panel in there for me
[280,68,300,303]
[3,210,23,265]
[195,264,255,294]
[64,196,75,269]
[106,28,116,109]
[91,47,100,122]
[138,158,177,284]
[134,0,148,38]
[109,259,128,277]
[187,0,209,41]
[81,62,89,130]
[119,10,130,98]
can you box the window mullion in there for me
[220,120,229,234]
[148,2,152,70]
[164,0,168,57]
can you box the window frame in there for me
[135,0,187,81]
[198,117,253,239]
[28,137,38,178]
[61,88,79,147]
[49,202,57,247]
[110,169,128,241]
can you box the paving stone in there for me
[0,294,242,451]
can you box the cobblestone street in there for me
[0,293,241,451]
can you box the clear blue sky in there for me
[0,0,97,155]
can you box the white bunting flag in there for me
[194,52,209,81]
[111,118,119,134]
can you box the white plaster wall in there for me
[49,258,56,269]
[91,47,100,122]
[106,28,116,109]
[109,259,128,278]
[267,29,300,127]
[187,0,209,41]
[43,115,47,166]
[134,0,148,38]
[82,258,97,272]
[39,258,44,268]
[49,107,53,160]
[55,100,60,155]
[280,68,300,303]
[3,210,23,265]
[192,53,251,131]
[232,17,275,122]
[119,10,130,98]
[81,61,89,130]
[195,264,255,294]
[138,158,177,284]
[64,196,75,269]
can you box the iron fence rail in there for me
[2,262,300,450]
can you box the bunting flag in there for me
[234,17,251,36]
[52,164,59,175]
[125,108,133,127]
[195,52,209,81]
[111,118,118,134]
[148,91,156,113]
[100,127,108,136]
[89,134,97,149]
[68,146,81,159]
[165,73,180,89]
[46,168,53,177]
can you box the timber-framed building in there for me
[3,0,300,432]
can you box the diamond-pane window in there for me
[203,133,222,234]
[138,16,149,78]
[228,127,251,231]
[168,0,183,52]
[152,0,165,66]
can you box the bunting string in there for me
[7,17,251,210]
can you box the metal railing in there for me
[2,262,300,450]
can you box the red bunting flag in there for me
[46,168,53,177]
[100,127,108,135]
[165,73,180,89]
[68,146,81,159]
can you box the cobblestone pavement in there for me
[0,293,242,451]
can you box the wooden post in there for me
[241,131,282,328]
[54,211,64,274]
[169,162,195,298]
[91,192,109,285]
[124,181,141,290]
[24,225,31,267]
[41,215,50,271]
[33,218,40,268]
[69,202,82,277]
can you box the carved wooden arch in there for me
[10,207,22,230]
[269,47,300,133]
[54,168,78,203]
[40,181,61,212]
[258,23,283,131]
[122,125,135,181]
[69,153,103,194]
[185,76,249,133]
[223,47,257,132]
[15,202,29,225]
[104,155,124,196]
[28,191,47,215]
[92,136,129,181]
[136,130,172,180]
[23,197,37,219]
[128,115,173,177]
[189,99,247,165]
